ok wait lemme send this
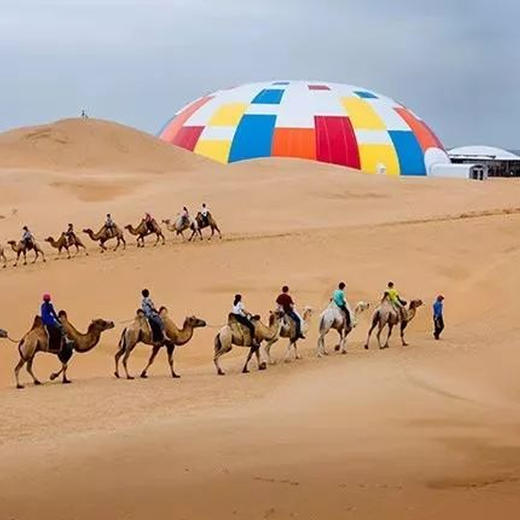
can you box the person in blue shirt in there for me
[433,295,445,340]
[332,282,351,328]
[41,293,65,350]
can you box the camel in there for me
[213,310,284,375]
[364,295,423,350]
[162,216,198,241]
[14,311,114,389]
[264,307,313,364]
[190,212,222,241]
[0,329,7,338]
[114,307,206,380]
[7,239,46,267]
[45,233,88,258]
[0,244,6,268]
[82,225,126,252]
[125,218,165,247]
[316,301,370,357]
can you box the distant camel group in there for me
[2,292,423,389]
[0,211,222,267]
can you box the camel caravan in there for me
[0,205,222,268]
[5,281,427,389]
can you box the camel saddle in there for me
[227,313,259,346]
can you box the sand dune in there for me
[1,120,520,519]
[0,118,214,173]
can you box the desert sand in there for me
[1,119,520,519]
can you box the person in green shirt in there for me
[332,282,351,327]
[386,281,407,321]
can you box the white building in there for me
[449,146,520,177]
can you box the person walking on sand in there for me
[433,295,445,340]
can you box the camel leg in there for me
[334,329,343,352]
[32,250,38,264]
[317,332,326,357]
[113,238,120,252]
[383,324,393,349]
[14,357,26,389]
[376,323,385,349]
[340,330,348,354]
[167,344,180,378]
[50,364,64,381]
[400,322,409,347]
[62,363,71,384]
[99,240,107,253]
[213,337,231,375]
[242,346,256,373]
[122,344,138,380]
[23,250,27,265]
[293,341,302,360]
[114,344,126,378]
[66,246,71,259]
[255,346,267,371]
[364,320,378,350]
[265,338,278,365]
[26,358,42,385]
[140,344,161,378]
[284,340,295,362]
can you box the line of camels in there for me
[1,293,423,389]
[0,211,222,267]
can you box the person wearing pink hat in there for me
[41,293,65,351]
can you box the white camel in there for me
[162,215,199,241]
[317,301,370,357]
[264,306,313,364]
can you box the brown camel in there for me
[114,307,206,379]
[162,216,197,240]
[45,232,88,258]
[264,307,313,364]
[7,239,46,267]
[0,329,7,338]
[364,294,423,350]
[82,225,126,252]
[14,311,114,389]
[125,218,165,247]
[0,244,6,268]
[213,310,284,375]
[190,212,222,241]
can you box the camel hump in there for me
[30,315,43,330]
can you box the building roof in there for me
[449,146,520,161]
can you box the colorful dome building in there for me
[159,81,449,176]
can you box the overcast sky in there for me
[1,0,518,148]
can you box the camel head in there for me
[354,301,370,314]
[0,329,7,338]
[409,299,423,310]
[7,240,16,246]
[89,319,115,333]
[268,309,285,326]
[185,316,206,329]
[58,310,68,320]
[44,236,54,243]
[162,219,171,225]
[302,306,313,320]
[82,228,92,234]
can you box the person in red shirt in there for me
[276,285,304,339]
